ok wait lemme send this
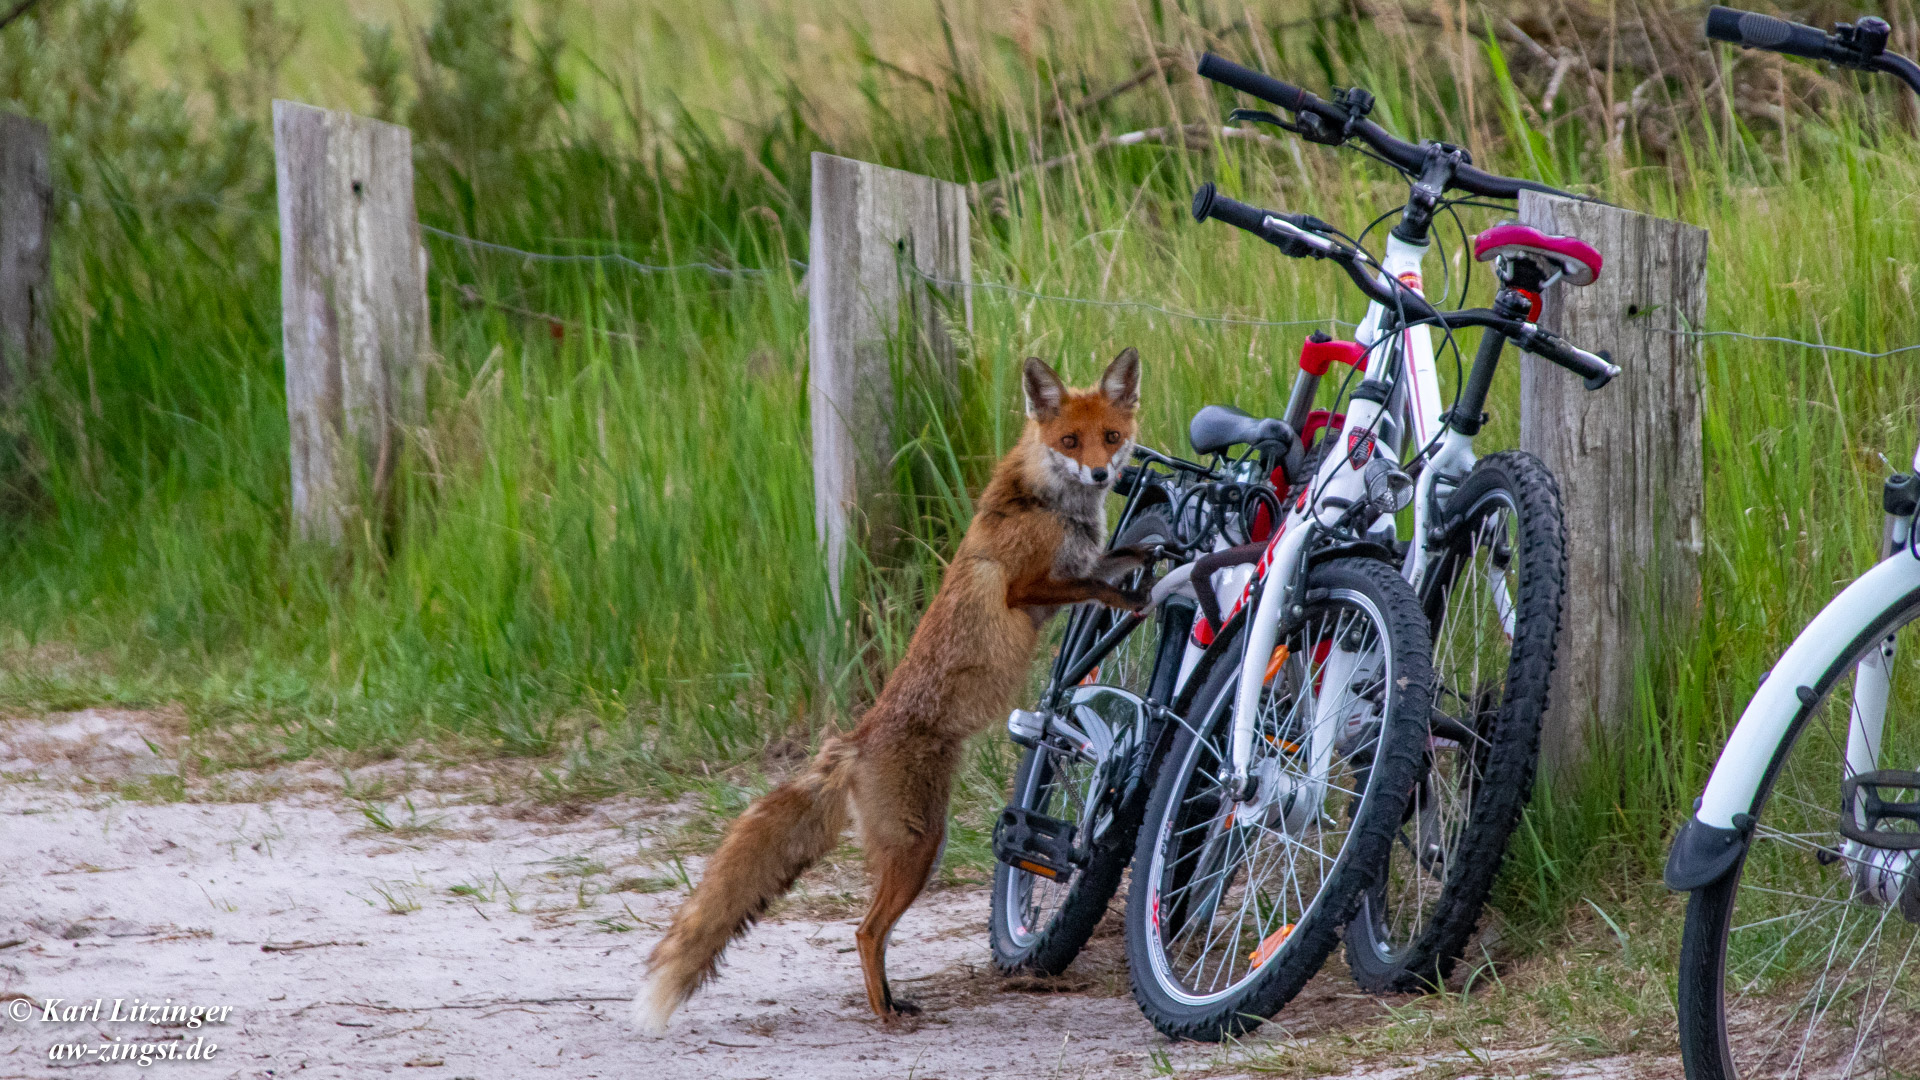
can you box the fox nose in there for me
[1090,467,1109,484]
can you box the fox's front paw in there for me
[1113,582,1155,611]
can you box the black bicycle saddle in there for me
[1188,404,1295,457]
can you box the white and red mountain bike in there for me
[987,55,1621,1041]
[1183,56,1621,1008]
[1664,10,1920,1080]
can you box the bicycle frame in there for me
[1359,232,1458,589]
[1169,232,1465,796]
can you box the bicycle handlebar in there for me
[1704,6,1833,60]
[1195,53,1329,125]
[1704,8,1920,96]
[1517,327,1620,389]
[1196,52,1577,200]
[1191,183,1620,389]
[1191,184,1342,258]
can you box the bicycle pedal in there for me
[992,807,1078,880]
[1840,770,1920,851]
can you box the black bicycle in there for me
[988,441,1239,975]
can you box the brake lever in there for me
[1229,107,1304,132]
[1226,105,1343,145]
[1265,217,1351,261]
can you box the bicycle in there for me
[991,58,1621,1041]
[1666,10,1920,1079]
[988,432,1350,975]
[988,399,1443,1044]
[1118,187,1619,1037]
[986,443,1215,976]
[1181,54,1620,997]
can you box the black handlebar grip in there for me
[1191,183,1271,235]
[1525,331,1618,389]
[1197,52,1313,113]
[1560,344,1617,388]
[1705,6,1833,60]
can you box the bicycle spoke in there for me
[1145,583,1406,1005]
[1712,613,1920,1080]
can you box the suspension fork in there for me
[1837,475,1920,904]
[1851,477,1920,779]
[1228,520,1316,797]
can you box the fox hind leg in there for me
[854,823,946,1020]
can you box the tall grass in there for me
[7,0,1920,929]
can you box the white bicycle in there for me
[1664,11,1920,1080]
[1107,57,1620,1040]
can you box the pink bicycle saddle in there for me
[1473,224,1603,287]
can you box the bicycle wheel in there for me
[1346,450,1566,991]
[989,512,1187,975]
[1678,588,1920,1080]
[1125,557,1431,1041]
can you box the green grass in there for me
[8,0,1920,968]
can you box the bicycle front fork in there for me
[1839,475,1920,912]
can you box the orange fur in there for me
[635,348,1145,1032]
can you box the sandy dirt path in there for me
[0,710,1663,1079]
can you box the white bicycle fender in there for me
[1667,550,1920,890]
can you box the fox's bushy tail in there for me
[633,736,859,1033]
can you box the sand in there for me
[0,709,1656,1079]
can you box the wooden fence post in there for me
[274,100,429,544]
[0,112,50,402]
[1519,191,1708,774]
[808,152,971,607]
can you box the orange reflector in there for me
[1080,665,1101,686]
[1017,860,1060,880]
[1249,924,1295,967]
[1263,644,1291,685]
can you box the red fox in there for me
[635,348,1149,1031]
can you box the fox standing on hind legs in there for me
[635,348,1150,1031]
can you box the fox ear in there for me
[1023,357,1065,420]
[1101,347,1141,409]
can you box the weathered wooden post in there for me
[0,112,50,402]
[1519,191,1708,773]
[808,153,971,606]
[274,100,429,544]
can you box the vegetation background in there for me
[4,0,1920,1053]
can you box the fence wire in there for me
[419,224,807,277]
[423,228,1920,355]
[1662,329,1920,360]
[53,184,1920,360]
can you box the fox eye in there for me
[1104,430,1121,446]
[1060,433,1079,450]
